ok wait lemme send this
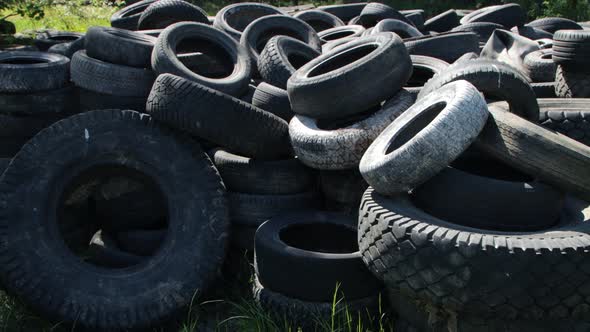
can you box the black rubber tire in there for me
[211,148,314,195]
[288,33,412,120]
[317,3,366,22]
[47,36,86,58]
[152,22,251,97]
[78,88,147,113]
[240,15,320,73]
[358,187,590,321]
[319,169,368,205]
[115,229,166,256]
[423,9,460,33]
[418,58,539,121]
[228,191,318,227]
[527,17,583,34]
[405,55,449,92]
[403,11,425,32]
[110,0,158,30]
[404,31,479,63]
[524,49,556,83]
[511,25,553,40]
[0,85,77,115]
[255,211,382,301]
[0,51,70,93]
[213,3,283,40]
[258,36,320,89]
[358,2,413,28]
[317,25,365,43]
[251,82,294,121]
[137,0,208,30]
[476,102,590,202]
[85,26,157,68]
[540,107,590,147]
[147,74,290,160]
[321,36,358,53]
[552,30,590,67]
[451,22,504,44]
[372,19,423,39]
[33,31,84,51]
[412,160,564,231]
[460,3,526,28]
[555,65,590,98]
[71,50,155,97]
[87,230,144,268]
[230,224,257,251]
[453,51,479,63]
[0,113,64,139]
[531,81,557,98]
[289,89,414,170]
[293,10,344,32]
[253,275,381,329]
[360,81,488,195]
[0,109,229,330]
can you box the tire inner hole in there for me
[49,35,79,41]
[0,58,50,64]
[321,29,355,41]
[308,43,378,77]
[386,101,446,154]
[176,38,234,78]
[57,164,169,269]
[123,5,146,17]
[287,52,312,70]
[541,52,552,59]
[280,223,357,254]
[406,65,435,87]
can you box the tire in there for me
[531,81,556,98]
[476,102,590,202]
[213,3,283,40]
[0,85,77,115]
[47,36,86,58]
[152,22,251,97]
[460,3,526,28]
[403,11,425,32]
[87,230,143,268]
[404,32,479,63]
[211,148,314,195]
[71,50,154,97]
[230,224,257,251]
[511,26,553,40]
[288,33,412,120]
[555,65,590,98]
[239,83,256,103]
[85,26,157,68]
[0,51,70,93]
[359,81,488,195]
[527,17,583,34]
[147,74,290,160]
[540,107,590,147]
[317,3,366,22]
[358,188,590,321]
[552,30,590,66]
[451,22,504,43]
[115,229,166,256]
[317,25,365,43]
[289,89,414,170]
[240,15,321,73]
[33,31,84,51]
[418,59,539,121]
[412,161,564,231]
[423,9,460,33]
[319,169,368,205]
[137,0,208,30]
[372,19,423,39]
[251,82,294,121]
[79,88,147,113]
[321,36,359,53]
[228,192,318,227]
[258,36,320,89]
[406,55,449,91]
[0,109,229,330]
[537,38,553,49]
[453,52,479,63]
[110,0,158,30]
[524,49,556,83]
[293,10,344,32]
[358,2,413,28]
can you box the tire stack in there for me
[554,30,590,98]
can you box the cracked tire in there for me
[0,109,229,330]
[0,51,70,93]
[147,74,290,160]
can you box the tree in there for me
[0,0,47,22]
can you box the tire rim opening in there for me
[0,57,51,65]
[385,101,446,154]
[176,38,235,78]
[280,223,357,254]
[56,164,169,270]
[451,153,534,182]
[287,52,312,70]
[321,29,356,41]
[308,43,378,77]
[48,35,79,42]
[541,52,552,60]
[406,65,435,87]
[123,5,146,17]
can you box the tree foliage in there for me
[0,0,48,21]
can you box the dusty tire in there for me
[527,17,583,34]
[251,82,294,121]
[511,25,554,40]
[360,81,488,195]
[405,55,449,93]
[540,107,590,146]
[404,32,479,63]
[460,3,526,28]
[85,26,157,68]
[147,74,290,160]
[152,22,251,97]
[288,33,412,120]
[289,89,414,170]
[358,2,413,28]
[423,9,460,33]
[293,10,344,32]
[318,25,365,43]
[137,0,208,30]
[213,3,283,40]
[555,65,590,98]
[0,51,70,93]
[372,19,423,38]
[451,22,504,44]
[524,49,556,83]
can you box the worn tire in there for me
[289,89,414,170]
[451,22,504,44]
[511,25,553,40]
[110,0,158,30]
[372,19,423,38]
[360,81,488,195]
[555,65,590,98]
[251,82,294,121]
[527,17,583,34]
[85,26,157,68]
[137,0,208,30]
[47,36,86,58]
[317,3,366,22]
[288,33,412,120]
[293,10,344,32]
[0,109,229,330]
[358,2,413,28]
[406,55,449,93]
[423,9,460,33]
[33,31,84,51]
[524,49,556,83]
[531,82,557,98]
[0,51,70,93]
[147,74,290,160]
[213,3,283,40]
[404,32,479,63]
[460,3,526,28]
[540,107,590,147]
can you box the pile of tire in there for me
[1,0,590,331]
